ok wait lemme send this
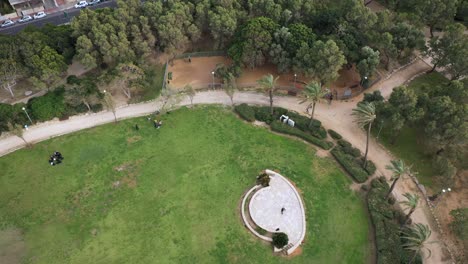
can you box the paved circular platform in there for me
[248,170,306,254]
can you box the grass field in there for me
[0,106,370,264]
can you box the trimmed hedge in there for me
[271,121,333,150]
[331,148,369,183]
[328,129,342,140]
[367,178,421,264]
[234,103,255,122]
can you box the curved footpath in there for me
[0,58,449,263]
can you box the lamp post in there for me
[293,73,297,89]
[211,71,215,89]
[429,187,451,206]
[361,76,368,86]
[22,107,33,124]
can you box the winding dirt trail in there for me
[0,58,452,263]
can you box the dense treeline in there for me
[362,78,467,184]
[71,0,428,83]
[0,24,75,90]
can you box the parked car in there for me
[88,0,101,6]
[1,19,15,28]
[18,15,33,23]
[33,11,47,19]
[74,1,88,8]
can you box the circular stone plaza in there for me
[241,169,306,255]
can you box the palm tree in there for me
[351,102,376,169]
[385,159,410,199]
[402,223,435,264]
[301,82,327,127]
[401,193,420,224]
[257,74,279,115]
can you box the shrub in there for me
[0,103,29,134]
[272,232,289,248]
[331,148,369,183]
[367,178,407,264]
[28,88,66,121]
[328,129,342,140]
[338,139,352,148]
[66,75,80,85]
[254,106,274,124]
[257,171,270,187]
[270,121,333,150]
[361,184,369,191]
[234,104,255,122]
[364,159,377,176]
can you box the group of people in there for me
[153,119,163,129]
[48,151,63,166]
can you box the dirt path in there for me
[0,58,449,263]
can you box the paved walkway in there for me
[0,58,450,264]
[249,170,306,254]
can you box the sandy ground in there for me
[0,57,457,264]
[168,56,363,98]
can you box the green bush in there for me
[328,129,343,140]
[254,106,274,124]
[272,232,289,248]
[367,178,406,264]
[338,139,352,148]
[270,121,333,150]
[0,103,29,134]
[364,159,377,176]
[331,148,369,183]
[28,88,66,121]
[234,104,255,122]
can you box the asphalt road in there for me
[0,1,117,35]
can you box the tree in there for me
[230,17,278,68]
[272,232,289,248]
[257,74,279,115]
[375,32,397,70]
[159,87,181,114]
[115,63,144,99]
[384,86,424,144]
[295,40,346,86]
[184,84,195,106]
[208,6,239,49]
[7,122,28,145]
[356,46,380,81]
[415,0,459,37]
[301,82,326,127]
[425,23,468,79]
[223,73,237,105]
[389,22,425,58]
[352,102,376,169]
[400,193,420,224]
[103,90,117,123]
[423,96,467,153]
[29,46,67,90]
[0,59,19,98]
[401,223,435,264]
[385,159,410,199]
[65,79,101,112]
[269,27,292,73]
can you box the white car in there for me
[1,19,15,28]
[75,1,88,8]
[33,12,47,19]
[88,0,101,6]
[18,15,33,23]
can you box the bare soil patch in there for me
[0,228,26,264]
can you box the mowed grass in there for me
[0,106,370,264]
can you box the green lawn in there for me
[0,106,370,264]
[374,72,449,190]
